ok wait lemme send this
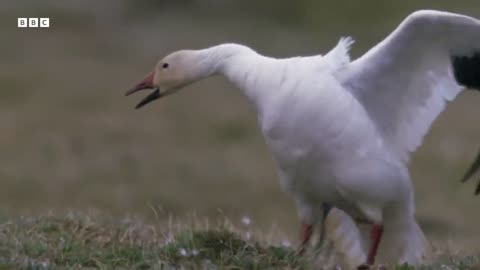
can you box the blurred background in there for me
[1,0,479,251]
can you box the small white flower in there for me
[203,259,215,269]
[179,248,188,257]
[281,239,291,247]
[440,265,452,270]
[164,233,174,245]
[241,216,251,226]
[192,249,199,256]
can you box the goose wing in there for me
[339,10,480,193]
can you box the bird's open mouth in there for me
[132,88,162,109]
[126,71,163,109]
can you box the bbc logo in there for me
[18,18,50,28]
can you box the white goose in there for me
[126,10,480,267]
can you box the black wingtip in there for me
[451,52,480,195]
[317,202,333,248]
[459,150,480,195]
[460,150,480,180]
[451,52,480,91]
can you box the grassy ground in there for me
[1,213,479,270]
[0,212,308,269]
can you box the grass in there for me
[0,213,308,269]
[0,213,479,270]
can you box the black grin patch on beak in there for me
[135,88,161,109]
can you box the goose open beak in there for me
[126,71,155,96]
[134,88,161,109]
[126,71,162,109]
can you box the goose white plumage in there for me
[126,10,480,267]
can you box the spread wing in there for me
[338,10,480,193]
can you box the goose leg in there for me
[317,203,333,247]
[357,224,383,269]
[367,224,383,264]
[313,203,334,260]
[297,223,313,255]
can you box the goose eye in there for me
[162,63,169,69]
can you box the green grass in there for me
[0,213,479,270]
[0,213,309,269]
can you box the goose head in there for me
[126,49,215,109]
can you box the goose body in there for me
[126,10,480,267]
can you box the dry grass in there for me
[1,212,479,269]
[0,212,309,269]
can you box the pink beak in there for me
[126,71,162,109]
[125,71,155,96]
